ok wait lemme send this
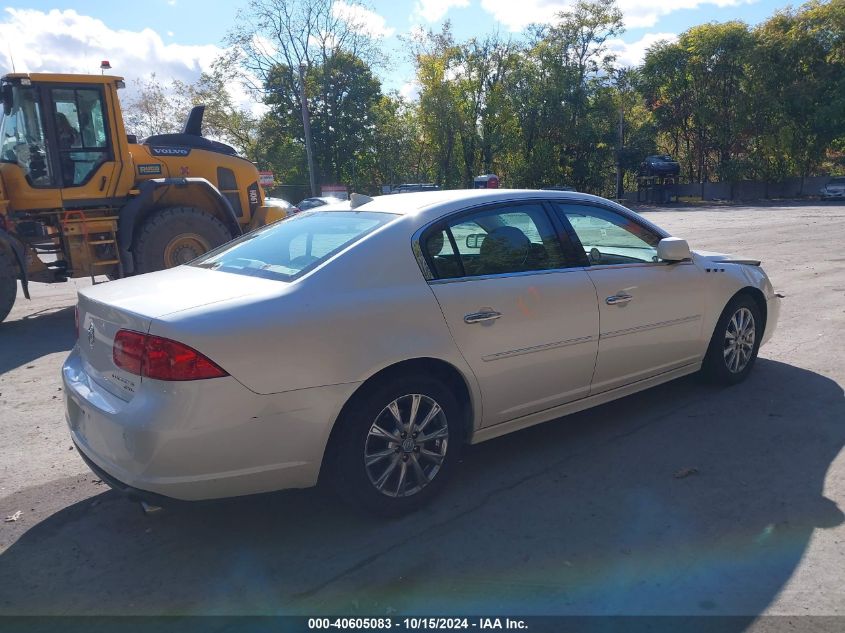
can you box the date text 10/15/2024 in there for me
[307,618,528,630]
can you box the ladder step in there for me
[91,259,120,266]
[88,239,116,245]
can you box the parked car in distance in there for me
[64,189,780,516]
[263,196,300,219]
[390,183,441,194]
[296,196,345,211]
[639,154,681,177]
[820,176,845,200]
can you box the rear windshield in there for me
[191,210,397,282]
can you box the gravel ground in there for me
[0,201,843,619]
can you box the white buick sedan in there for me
[64,190,780,515]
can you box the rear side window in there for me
[191,211,396,281]
[424,203,566,279]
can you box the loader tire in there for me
[0,248,17,323]
[133,207,232,274]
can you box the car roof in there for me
[338,188,623,220]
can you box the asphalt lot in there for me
[0,201,843,619]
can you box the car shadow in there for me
[0,359,842,622]
[0,306,76,374]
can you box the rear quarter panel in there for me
[147,216,480,415]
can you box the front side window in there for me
[51,88,110,186]
[554,203,661,266]
[192,210,397,282]
[0,84,53,186]
[426,203,566,279]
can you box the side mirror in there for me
[466,233,486,249]
[657,237,691,262]
[2,84,13,116]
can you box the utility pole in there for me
[614,68,628,201]
[298,62,317,197]
[615,104,624,200]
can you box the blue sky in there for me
[0,0,797,98]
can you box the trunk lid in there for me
[77,293,151,401]
[76,266,286,400]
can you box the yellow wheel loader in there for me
[0,72,287,322]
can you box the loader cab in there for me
[0,74,129,209]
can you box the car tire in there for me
[133,207,232,274]
[0,248,17,323]
[329,374,463,517]
[701,293,763,385]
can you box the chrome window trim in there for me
[411,194,672,283]
[427,260,693,285]
[586,260,693,272]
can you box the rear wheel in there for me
[133,207,231,274]
[702,294,763,385]
[0,248,17,323]
[329,375,463,516]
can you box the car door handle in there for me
[464,310,502,324]
[606,293,633,305]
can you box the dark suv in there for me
[639,155,680,177]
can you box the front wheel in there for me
[702,294,763,385]
[330,375,463,516]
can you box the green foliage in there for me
[134,0,842,195]
[640,0,844,183]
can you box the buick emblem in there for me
[87,323,95,348]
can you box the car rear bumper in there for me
[63,346,359,501]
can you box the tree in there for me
[228,0,389,188]
[511,0,624,192]
[261,50,382,187]
[748,0,845,181]
[122,74,184,139]
[174,53,259,158]
[408,23,464,187]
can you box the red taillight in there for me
[113,330,228,381]
[113,330,146,375]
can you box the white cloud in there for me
[332,1,395,38]
[607,32,678,67]
[0,8,267,121]
[413,0,470,23]
[0,8,219,86]
[479,0,754,32]
[399,80,420,101]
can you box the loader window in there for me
[0,84,53,186]
[51,88,110,187]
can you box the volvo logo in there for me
[87,323,95,348]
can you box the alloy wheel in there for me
[364,393,449,498]
[723,307,756,374]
